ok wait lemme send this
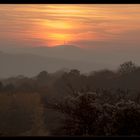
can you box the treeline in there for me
[1,61,140,93]
[1,61,140,136]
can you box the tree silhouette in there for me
[46,92,102,136]
[112,100,140,136]
[0,82,3,92]
[118,61,137,75]
[36,71,48,86]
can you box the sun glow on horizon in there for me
[0,4,140,47]
[37,20,74,46]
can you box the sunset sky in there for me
[0,4,140,48]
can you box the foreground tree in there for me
[46,92,104,136]
[111,100,140,136]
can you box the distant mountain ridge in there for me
[0,51,106,78]
[0,44,140,78]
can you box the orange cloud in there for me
[0,4,140,47]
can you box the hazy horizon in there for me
[0,4,140,77]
